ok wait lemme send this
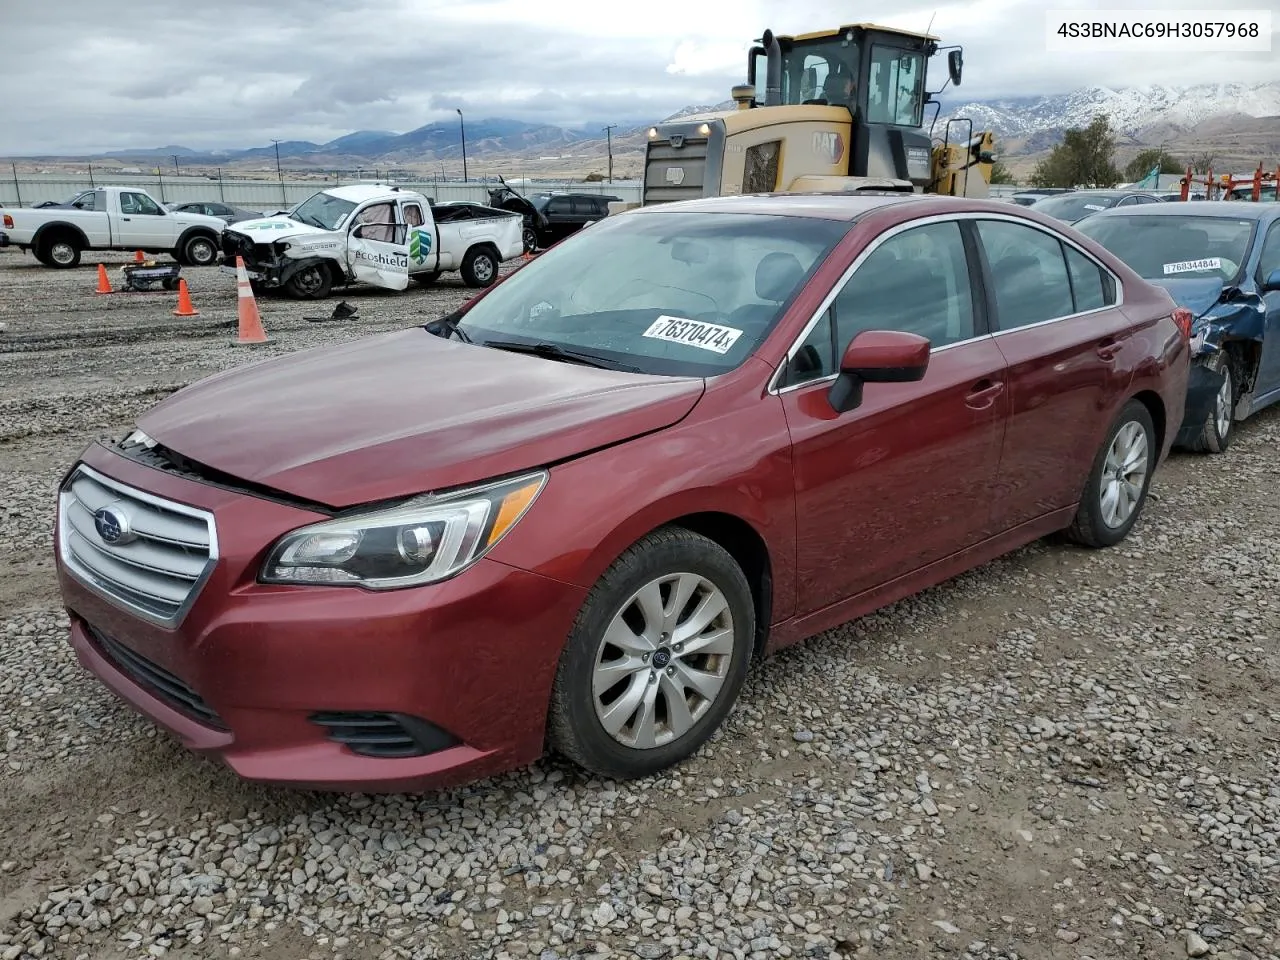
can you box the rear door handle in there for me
[1097,335,1127,360]
[965,378,1005,409]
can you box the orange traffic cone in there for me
[94,263,113,294]
[134,250,145,263]
[172,278,199,316]
[231,256,271,346]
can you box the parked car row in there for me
[56,190,1228,795]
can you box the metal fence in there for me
[0,173,644,209]
[1,171,1027,210]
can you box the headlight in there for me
[260,471,547,589]
[119,429,157,450]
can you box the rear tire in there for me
[546,527,755,781]
[1187,351,1235,454]
[41,235,81,268]
[460,246,498,287]
[1065,399,1156,548]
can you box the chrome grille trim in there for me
[57,463,219,627]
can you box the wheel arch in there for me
[1129,389,1167,459]
[32,221,90,252]
[175,226,221,264]
[658,512,773,660]
[464,240,502,264]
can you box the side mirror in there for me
[827,330,931,414]
[1263,268,1280,293]
[948,49,963,87]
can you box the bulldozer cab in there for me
[622,22,985,212]
[747,25,946,172]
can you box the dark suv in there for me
[529,193,620,249]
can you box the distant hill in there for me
[8,81,1280,170]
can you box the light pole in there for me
[271,139,286,204]
[456,109,468,182]
[171,154,181,176]
[603,124,616,183]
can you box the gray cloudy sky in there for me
[4,0,1277,154]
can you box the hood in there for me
[135,329,705,508]
[1147,276,1226,317]
[170,211,230,229]
[226,216,331,241]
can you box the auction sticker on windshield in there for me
[642,315,743,354]
[1163,257,1222,275]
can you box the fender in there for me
[31,220,91,251]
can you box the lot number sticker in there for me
[1163,257,1221,275]
[1083,203,1105,210]
[642,315,743,354]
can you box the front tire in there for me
[547,528,755,780]
[181,233,219,267]
[1065,399,1156,548]
[284,264,332,299]
[522,225,538,254]
[1188,351,1234,454]
[460,246,498,287]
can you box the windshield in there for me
[1075,214,1257,283]
[446,211,849,377]
[1030,194,1120,221]
[289,191,358,230]
[777,38,861,107]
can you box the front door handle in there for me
[965,378,1005,409]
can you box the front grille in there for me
[643,138,709,204]
[311,712,460,759]
[57,463,217,626]
[87,623,227,730]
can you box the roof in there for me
[786,22,939,42]
[1044,189,1161,197]
[1085,200,1280,221]
[625,192,999,221]
[320,183,411,204]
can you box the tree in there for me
[1124,147,1184,182]
[990,159,1017,185]
[1028,114,1121,188]
[1192,152,1216,174]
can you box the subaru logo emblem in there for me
[93,504,135,545]
[670,135,685,149]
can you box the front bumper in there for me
[55,443,587,793]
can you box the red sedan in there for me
[53,192,1191,792]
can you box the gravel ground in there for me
[1,246,1277,960]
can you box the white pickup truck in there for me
[0,186,227,268]
[218,183,526,298]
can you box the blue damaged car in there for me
[1075,202,1280,453]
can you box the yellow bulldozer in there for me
[611,22,996,213]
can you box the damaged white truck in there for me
[219,183,525,298]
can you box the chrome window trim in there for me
[767,210,1126,396]
[56,462,220,629]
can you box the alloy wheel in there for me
[591,572,735,750]
[1099,420,1149,528]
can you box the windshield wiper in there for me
[481,339,640,372]
[423,312,473,343]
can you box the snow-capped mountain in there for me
[937,81,1280,141]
